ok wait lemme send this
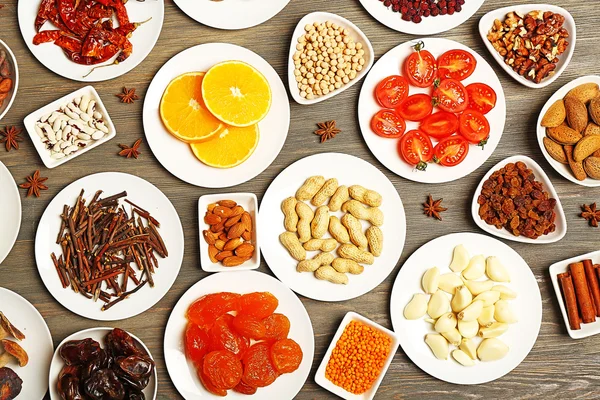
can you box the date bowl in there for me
[0,39,19,121]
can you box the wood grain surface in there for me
[1,0,599,398]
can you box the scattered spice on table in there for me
[51,190,169,311]
[116,87,140,104]
[19,170,48,198]
[118,138,142,159]
[0,126,22,152]
[314,120,340,143]
[423,194,447,220]
[580,203,600,227]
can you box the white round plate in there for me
[0,287,53,399]
[358,0,484,35]
[174,0,290,30]
[0,161,21,265]
[49,327,157,399]
[390,232,542,385]
[164,270,315,400]
[259,152,406,302]
[471,155,567,244]
[18,0,164,82]
[34,172,184,321]
[358,38,506,184]
[0,39,19,121]
[536,75,600,187]
[143,43,290,188]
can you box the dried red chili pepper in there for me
[55,35,83,53]
[33,30,63,45]
[34,0,55,31]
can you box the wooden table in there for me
[1,0,598,398]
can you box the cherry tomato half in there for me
[403,42,437,88]
[433,78,469,113]
[436,49,477,81]
[371,109,406,138]
[459,110,490,145]
[466,83,497,115]
[375,75,409,108]
[419,111,459,139]
[397,93,433,121]
[433,136,469,167]
[398,129,434,171]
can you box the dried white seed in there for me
[478,305,495,327]
[93,111,102,120]
[79,112,91,122]
[51,153,66,159]
[425,334,449,360]
[64,109,79,120]
[78,133,91,140]
[428,290,450,319]
[95,121,109,133]
[473,291,501,307]
[479,322,509,338]
[477,338,509,361]
[80,95,91,111]
[48,112,60,123]
[60,141,70,149]
[486,256,510,282]
[441,328,462,346]
[463,255,485,280]
[458,300,484,321]
[404,293,428,320]
[463,279,494,296]
[63,125,72,135]
[63,145,79,155]
[52,142,62,152]
[86,100,95,116]
[452,349,475,366]
[52,119,62,132]
[74,96,81,105]
[34,125,45,138]
[459,338,477,359]
[491,285,517,300]
[67,102,81,114]
[61,120,67,129]
[438,273,463,294]
[55,129,63,141]
[434,312,457,333]
[457,319,479,339]
[451,286,473,312]
[494,300,517,324]
[91,131,105,140]
[422,267,440,294]
[449,244,470,272]
[40,113,51,123]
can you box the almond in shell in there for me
[583,157,600,179]
[541,99,566,128]
[565,145,587,181]
[574,134,600,162]
[589,97,600,125]
[565,96,588,133]
[547,123,582,145]
[583,122,600,136]
[543,137,567,164]
[566,83,600,104]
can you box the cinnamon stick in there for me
[569,262,596,323]
[583,259,600,317]
[558,272,581,330]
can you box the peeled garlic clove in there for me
[457,319,479,339]
[473,290,501,307]
[427,290,450,319]
[479,322,509,338]
[492,285,518,300]
[458,300,484,321]
[434,312,457,333]
[463,279,494,296]
[494,300,518,324]
[452,349,475,366]
[462,255,485,280]
[441,328,462,346]
[438,273,463,294]
[459,338,477,359]
[449,244,470,272]
[425,334,449,360]
[486,256,510,282]
[478,305,495,327]
[404,293,429,320]
[422,267,440,294]
[424,318,436,324]
[451,286,473,312]
[477,338,509,361]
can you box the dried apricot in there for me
[233,380,257,395]
[210,314,249,358]
[198,365,227,397]
[203,350,243,390]
[187,292,240,327]
[242,343,279,388]
[232,313,266,340]
[263,313,290,341]
[270,338,303,374]
[185,323,210,365]
[238,292,278,319]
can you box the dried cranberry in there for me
[431,7,439,15]
[423,9,430,16]
[412,15,422,23]
[383,0,392,6]
[438,0,446,7]
[401,6,408,13]
[455,4,461,11]
[392,4,400,11]
[448,7,455,14]
[402,13,412,20]
[440,8,447,14]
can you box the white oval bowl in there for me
[0,39,19,121]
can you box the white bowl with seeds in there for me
[287,12,374,105]
[24,86,116,168]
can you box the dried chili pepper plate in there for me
[390,233,542,384]
[173,0,290,30]
[0,161,21,265]
[0,40,18,121]
[34,172,184,321]
[17,0,164,82]
[357,38,506,184]
[0,287,54,398]
[164,271,314,399]
[143,43,290,188]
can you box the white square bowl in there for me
[23,86,116,169]
[315,312,400,400]
[198,193,260,272]
[478,4,576,89]
[549,251,600,339]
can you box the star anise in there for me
[19,170,48,198]
[314,120,341,143]
[581,203,600,227]
[118,138,142,159]
[423,194,447,220]
[116,87,140,104]
[0,126,22,151]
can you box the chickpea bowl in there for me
[287,12,374,105]
[0,40,19,121]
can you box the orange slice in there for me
[160,72,224,143]
[190,124,259,168]
[201,61,272,127]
